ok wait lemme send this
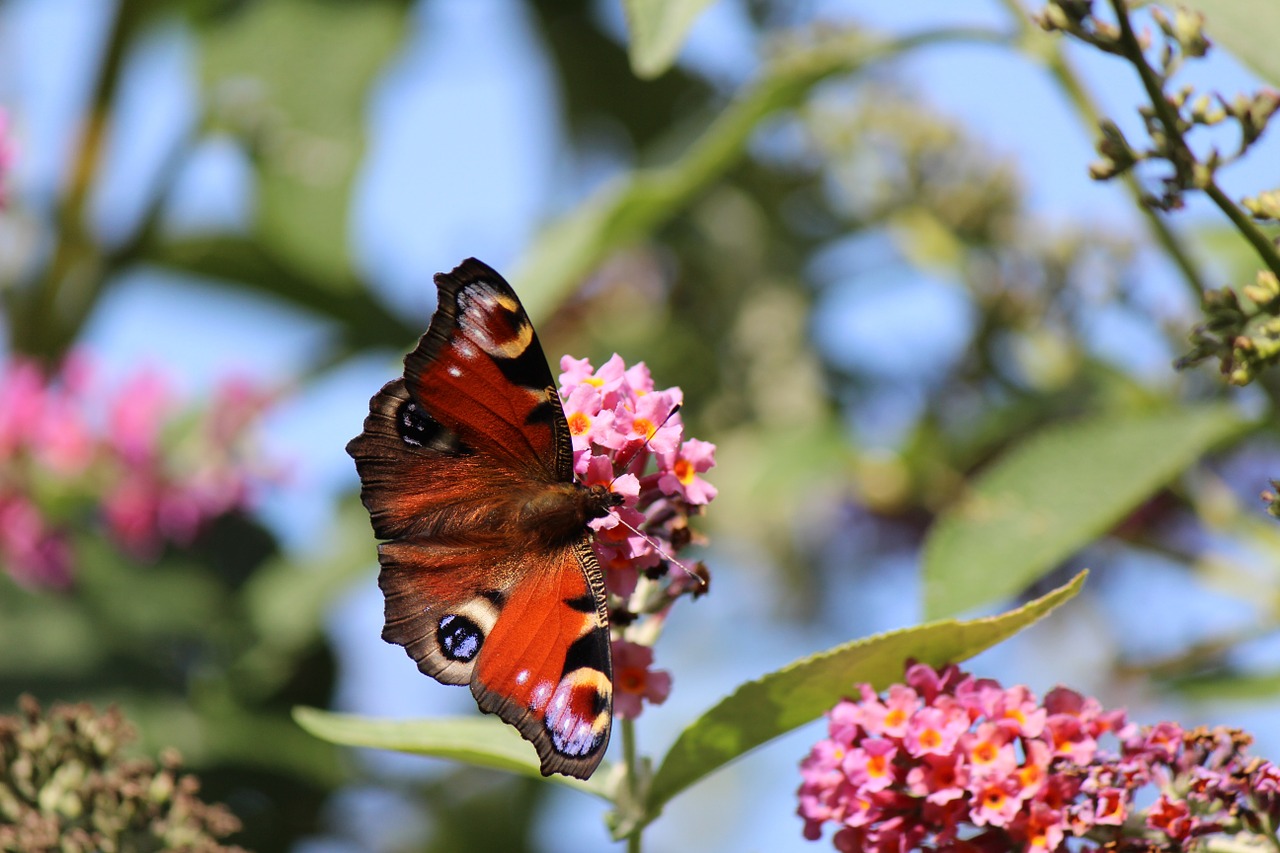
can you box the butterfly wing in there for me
[346,259,613,779]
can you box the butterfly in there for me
[346,258,621,780]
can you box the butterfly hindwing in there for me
[346,258,614,779]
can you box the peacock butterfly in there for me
[346,258,620,779]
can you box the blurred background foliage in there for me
[2,0,1279,850]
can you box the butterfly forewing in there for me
[346,258,614,780]
[403,262,573,482]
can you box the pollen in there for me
[673,457,695,484]
[568,411,592,435]
[633,418,656,439]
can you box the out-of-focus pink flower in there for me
[0,494,72,589]
[611,639,671,719]
[0,353,272,586]
[107,368,169,464]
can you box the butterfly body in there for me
[347,259,617,779]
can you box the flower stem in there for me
[1106,0,1280,282]
[1000,0,1210,298]
[623,717,642,853]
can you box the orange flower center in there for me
[568,412,592,435]
[981,787,1007,809]
[884,709,907,729]
[618,667,645,692]
[867,754,889,779]
[972,741,998,764]
[917,728,942,750]
[633,417,656,439]
[674,457,695,484]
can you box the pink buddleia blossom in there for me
[557,353,716,719]
[0,353,274,585]
[610,639,672,720]
[798,662,1280,853]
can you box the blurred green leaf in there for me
[1165,668,1280,701]
[622,0,719,79]
[236,501,377,696]
[1189,1,1280,87]
[644,571,1085,818]
[512,26,1003,320]
[292,708,612,798]
[198,0,406,283]
[922,405,1247,619]
[141,236,420,351]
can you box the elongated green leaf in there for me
[923,405,1246,620]
[511,26,1005,320]
[292,708,612,798]
[199,0,406,282]
[644,572,1085,818]
[1188,1,1280,87]
[623,0,719,79]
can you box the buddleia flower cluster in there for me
[558,354,717,719]
[0,353,273,588]
[0,695,244,852]
[798,662,1280,853]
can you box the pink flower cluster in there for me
[0,354,272,589]
[558,354,717,719]
[798,662,1280,853]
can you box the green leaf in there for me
[622,0,719,79]
[199,0,406,282]
[1165,669,1280,701]
[511,26,1004,321]
[922,405,1247,619]
[644,572,1085,818]
[1188,1,1280,87]
[292,708,612,798]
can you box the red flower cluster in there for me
[798,663,1280,853]
[558,354,716,719]
[0,354,272,588]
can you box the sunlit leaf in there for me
[511,26,1002,320]
[198,0,407,283]
[293,708,612,798]
[644,572,1085,818]
[922,405,1247,619]
[622,0,719,79]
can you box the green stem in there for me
[1107,0,1280,282]
[622,717,641,853]
[1204,181,1280,281]
[1000,0,1209,298]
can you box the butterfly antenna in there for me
[610,403,682,484]
[599,403,703,585]
[610,513,706,586]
